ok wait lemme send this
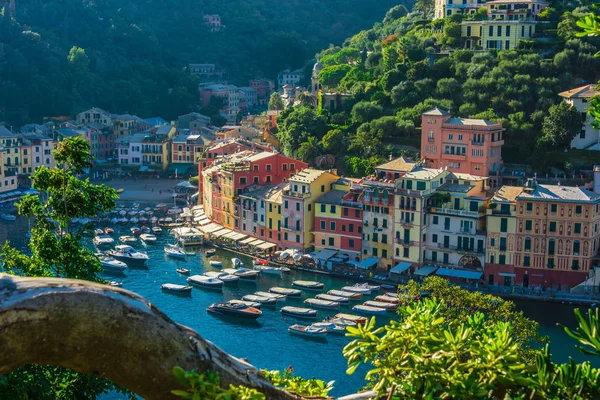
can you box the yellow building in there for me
[434,0,485,20]
[265,186,284,244]
[141,136,170,171]
[0,146,19,203]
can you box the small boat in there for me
[109,281,123,287]
[156,203,167,209]
[242,294,277,306]
[99,256,128,273]
[209,260,223,267]
[269,287,302,297]
[104,227,114,235]
[130,217,139,224]
[106,245,149,267]
[129,210,138,217]
[94,228,105,236]
[358,283,381,292]
[352,304,388,316]
[364,300,397,311]
[322,316,358,328]
[93,235,114,247]
[253,258,269,266]
[254,265,282,275]
[119,235,137,244]
[311,322,348,335]
[281,306,318,319]
[132,202,140,209]
[140,233,157,244]
[228,299,261,309]
[206,249,217,256]
[204,271,239,284]
[231,258,243,268]
[176,268,191,275]
[335,313,368,324]
[152,226,162,234]
[316,294,349,304]
[375,295,399,304]
[119,210,127,216]
[255,291,286,301]
[223,268,259,281]
[187,275,223,290]
[116,188,125,194]
[141,226,151,233]
[130,227,141,236]
[165,244,186,259]
[341,285,372,295]
[119,217,129,224]
[304,298,340,310]
[288,324,327,338]
[207,302,262,319]
[110,217,118,224]
[161,283,192,295]
[292,280,324,291]
[79,218,91,224]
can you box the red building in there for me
[249,79,275,105]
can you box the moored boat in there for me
[253,265,282,275]
[1,213,17,221]
[228,299,262,309]
[205,249,217,257]
[161,283,192,295]
[334,313,368,324]
[141,226,151,234]
[352,304,387,316]
[341,285,372,295]
[94,228,104,236]
[292,280,324,291]
[140,233,157,244]
[254,291,286,301]
[288,324,327,338]
[187,275,223,290]
[152,226,163,234]
[223,268,259,281]
[209,260,223,267]
[204,271,239,284]
[99,256,128,273]
[280,306,318,319]
[130,227,141,236]
[269,287,302,297]
[375,294,399,304]
[242,294,277,306]
[316,293,349,304]
[232,257,243,268]
[363,300,397,311]
[109,281,123,287]
[207,302,262,320]
[93,235,114,247]
[104,227,114,235]
[304,298,340,310]
[322,316,358,328]
[106,245,149,267]
[176,268,191,275]
[119,235,137,244]
[165,244,186,259]
[310,322,348,335]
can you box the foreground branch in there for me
[0,274,309,399]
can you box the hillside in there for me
[0,0,408,125]
[275,1,600,173]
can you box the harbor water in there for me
[0,214,597,397]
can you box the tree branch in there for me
[0,274,309,399]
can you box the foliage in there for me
[276,106,328,157]
[319,64,353,88]
[561,307,600,357]
[538,101,584,150]
[262,367,334,398]
[171,367,265,400]
[189,176,199,186]
[268,92,284,111]
[344,298,600,399]
[577,10,600,128]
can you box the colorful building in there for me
[117,133,170,170]
[559,84,600,151]
[281,169,339,251]
[421,107,504,187]
[171,134,215,165]
[19,132,57,175]
[434,0,485,20]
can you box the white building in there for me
[277,68,304,89]
[434,0,485,19]
[559,84,600,151]
[75,107,113,126]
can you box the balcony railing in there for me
[429,207,481,218]
[471,141,485,146]
[282,190,311,199]
[437,243,484,255]
[395,238,415,245]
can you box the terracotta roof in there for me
[376,157,416,173]
[558,84,599,99]
[422,107,450,116]
[492,185,523,203]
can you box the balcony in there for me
[471,141,485,146]
[442,153,466,161]
[399,219,414,227]
[428,137,435,142]
[395,238,415,246]
[437,243,484,255]
[341,199,363,209]
[282,189,311,199]
[429,207,481,218]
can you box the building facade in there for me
[559,84,600,151]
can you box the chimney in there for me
[389,153,393,161]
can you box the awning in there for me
[436,267,483,280]
[240,237,257,245]
[312,249,338,262]
[168,163,195,174]
[201,223,223,233]
[211,228,232,238]
[248,239,265,246]
[356,257,379,269]
[391,262,412,275]
[229,232,248,241]
[256,242,277,250]
[498,273,516,277]
[191,205,204,212]
[414,266,438,276]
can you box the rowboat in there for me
[119,235,137,244]
[341,285,372,295]
[206,249,217,256]
[204,271,239,284]
[363,300,397,311]
[322,316,358,328]
[228,299,262,309]
[253,265,282,275]
[209,260,223,267]
[161,283,192,295]
[292,280,324,291]
[311,322,348,335]
[187,275,223,291]
[304,298,340,310]
[176,268,191,275]
[280,306,318,319]
[316,293,349,304]
[207,302,262,320]
[288,324,328,338]
[242,294,277,306]
[328,290,362,300]
[375,295,399,304]
[269,287,302,297]
[223,268,259,281]
[335,313,368,324]
[352,304,387,316]
[254,291,286,301]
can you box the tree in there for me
[321,129,346,153]
[414,0,434,19]
[268,92,284,111]
[296,136,321,164]
[350,101,383,124]
[318,64,352,88]
[383,5,409,23]
[538,101,584,150]
[276,106,328,157]
[0,137,122,398]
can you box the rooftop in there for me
[558,84,599,99]
[517,184,600,203]
[315,190,348,205]
[444,117,498,126]
[437,183,473,193]
[447,172,487,182]
[486,0,548,4]
[423,107,450,116]
[0,126,16,137]
[376,157,417,173]
[492,185,524,203]
[404,167,444,181]
[289,168,331,184]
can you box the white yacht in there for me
[99,256,128,273]
[107,245,149,267]
[93,235,115,247]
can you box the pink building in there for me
[421,108,504,187]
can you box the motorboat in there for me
[209,260,223,267]
[94,228,105,236]
[253,265,282,275]
[129,210,138,217]
[364,300,397,311]
[161,283,192,295]
[93,235,115,247]
[292,280,324,291]
[311,322,348,335]
[322,316,358,328]
[109,281,123,287]
[106,245,149,267]
[140,233,157,244]
[288,324,327,338]
[341,285,372,295]
[99,256,128,273]
[152,226,163,234]
[358,283,381,292]
[141,226,151,234]
[204,271,239,284]
[130,227,142,236]
[335,313,368,324]
[223,268,259,281]
[280,267,291,273]
[130,217,139,225]
[119,235,137,244]
[316,293,349,304]
[132,202,140,209]
[253,258,269,266]
[375,295,399,304]
[228,299,261,309]
[328,289,362,300]
[242,294,276,306]
[206,249,217,257]
[171,227,203,245]
[165,244,186,259]
[231,258,243,268]
[207,302,262,320]
[176,268,191,275]
[118,217,128,224]
[187,275,223,290]
[254,291,286,301]
[167,207,183,215]
[269,287,302,297]
[156,203,167,209]
[352,304,388,316]
[110,217,118,224]
[104,227,114,235]
[280,306,318,319]
[304,298,340,310]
